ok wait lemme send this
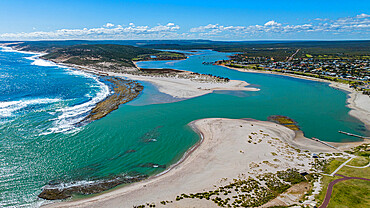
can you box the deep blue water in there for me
[0,48,110,134]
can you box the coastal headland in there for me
[2,42,259,100]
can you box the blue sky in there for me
[0,0,369,40]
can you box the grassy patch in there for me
[347,156,370,167]
[336,166,370,178]
[327,179,370,208]
[316,175,341,204]
[317,161,370,207]
[323,158,347,174]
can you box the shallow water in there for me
[0,49,368,207]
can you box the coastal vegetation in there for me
[8,40,370,59]
[40,44,186,68]
[138,40,370,57]
[345,143,370,156]
[6,42,186,68]
[172,169,310,207]
[268,115,300,131]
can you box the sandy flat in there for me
[114,72,259,99]
[44,118,340,208]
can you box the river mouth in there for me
[1,49,369,207]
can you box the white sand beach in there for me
[44,118,348,208]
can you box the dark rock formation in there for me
[125,149,137,153]
[38,174,147,200]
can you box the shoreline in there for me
[43,118,365,208]
[42,119,212,208]
[220,64,370,131]
[0,46,141,125]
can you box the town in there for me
[215,52,370,94]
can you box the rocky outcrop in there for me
[82,77,143,122]
[38,174,147,200]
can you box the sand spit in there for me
[66,64,259,99]
[44,118,350,208]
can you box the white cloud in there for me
[264,20,281,27]
[190,24,219,32]
[104,23,114,28]
[356,13,370,18]
[188,14,370,38]
[313,18,330,21]
[0,14,369,40]
[0,23,181,40]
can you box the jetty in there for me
[338,131,370,139]
[310,137,338,150]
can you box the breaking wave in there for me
[1,48,111,134]
[26,55,58,67]
[47,72,111,134]
[0,98,61,118]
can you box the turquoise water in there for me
[0,49,368,207]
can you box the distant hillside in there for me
[40,44,186,69]
[4,40,369,63]
[5,40,370,54]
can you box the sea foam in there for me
[1,47,111,134]
[47,74,111,134]
[0,46,44,55]
[0,98,61,118]
[25,54,62,67]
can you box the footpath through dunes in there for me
[44,118,342,208]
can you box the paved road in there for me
[287,48,300,61]
[318,174,370,208]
